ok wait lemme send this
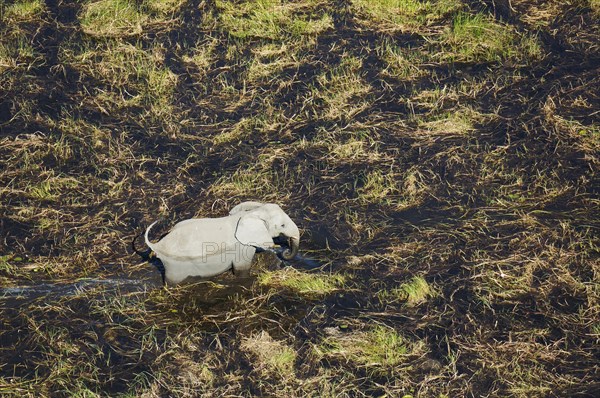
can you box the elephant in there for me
[133,202,300,285]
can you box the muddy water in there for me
[0,277,149,298]
[0,254,321,305]
[0,269,161,309]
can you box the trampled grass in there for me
[0,0,598,396]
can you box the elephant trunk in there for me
[281,236,299,260]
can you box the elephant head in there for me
[233,203,300,260]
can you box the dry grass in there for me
[241,331,297,377]
[592,0,600,16]
[353,0,462,32]
[217,0,332,40]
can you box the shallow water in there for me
[0,253,321,304]
[0,278,148,297]
[289,253,322,270]
[0,267,162,310]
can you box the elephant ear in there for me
[234,214,273,249]
[229,201,264,215]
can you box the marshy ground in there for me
[1,0,599,396]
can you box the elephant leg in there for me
[234,267,251,278]
[232,248,254,278]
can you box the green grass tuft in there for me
[217,0,332,40]
[378,276,437,306]
[259,268,346,298]
[145,0,184,15]
[0,32,38,72]
[317,326,423,371]
[26,175,80,201]
[591,0,600,16]
[378,40,429,80]
[3,0,45,20]
[0,255,17,277]
[357,168,428,210]
[417,108,478,135]
[354,0,462,31]
[398,276,436,305]
[441,13,542,63]
[314,56,371,120]
[357,170,399,206]
[80,0,147,37]
[63,40,177,122]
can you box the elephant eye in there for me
[281,224,286,228]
